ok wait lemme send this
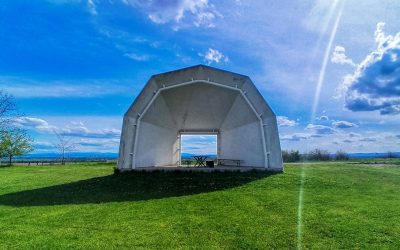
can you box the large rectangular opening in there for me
[180,134,217,165]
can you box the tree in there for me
[282,150,301,162]
[387,151,398,159]
[52,130,76,165]
[0,128,33,165]
[306,149,331,161]
[0,90,16,129]
[335,150,349,160]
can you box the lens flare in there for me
[311,1,345,122]
[310,0,340,60]
[297,2,345,249]
[297,167,306,250]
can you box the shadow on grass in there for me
[0,170,277,207]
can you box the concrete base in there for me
[120,165,283,172]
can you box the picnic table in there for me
[193,155,208,167]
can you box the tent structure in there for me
[118,65,283,171]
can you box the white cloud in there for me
[331,45,356,67]
[0,77,134,97]
[14,117,49,128]
[14,116,121,139]
[281,133,310,142]
[277,116,298,127]
[332,120,358,129]
[14,117,56,132]
[317,115,329,121]
[337,22,400,115]
[281,128,399,153]
[63,127,120,139]
[181,134,216,155]
[124,0,222,28]
[124,53,150,61]
[305,124,336,135]
[87,0,97,15]
[199,48,228,64]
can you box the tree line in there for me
[282,149,398,162]
[282,149,349,162]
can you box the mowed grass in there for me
[0,161,399,249]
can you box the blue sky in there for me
[0,0,399,155]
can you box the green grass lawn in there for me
[0,161,399,249]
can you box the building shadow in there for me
[0,170,278,207]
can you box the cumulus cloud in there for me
[317,115,329,121]
[199,48,229,64]
[123,0,222,28]
[332,120,358,129]
[14,116,55,132]
[14,117,50,129]
[338,22,400,115]
[281,124,337,142]
[331,46,356,66]
[277,116,298,127]
[305,124,336,135]
[281,133,310,142]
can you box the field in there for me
[0,160,399,249]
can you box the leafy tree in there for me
[282,150,301,162]
[0,128,34,165]
[335,150,349,160]
[306,149,331,161]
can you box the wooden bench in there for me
[217,159,241,167]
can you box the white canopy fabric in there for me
[118,65,283,170]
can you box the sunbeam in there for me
[311,0,345,122]
[309,0,340,61]
[296,166,306,250]
[298,2,345,249]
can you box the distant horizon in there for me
[19,151,400,159]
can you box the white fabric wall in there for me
[135,121,177,167]
[220,121,264,167]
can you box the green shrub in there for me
[282,150,301,162]
[306,149,331,161]
[335,150,349,160]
